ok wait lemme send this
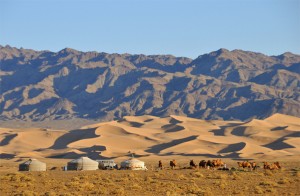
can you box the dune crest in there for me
[0,114,300,160]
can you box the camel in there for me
[210,159,225,169]
[250,162,257,170]
[190,160,197,168]
[237,161,252,169]
[263,162,280,170]
[263,162,269,169]
[199,160,207,168]
[274,161,281,169]
[170,160,176,169]
[206,160,214,169]
[214,159,225,167]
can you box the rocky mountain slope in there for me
[0,45,299,121]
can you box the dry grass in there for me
[0,161,299,195]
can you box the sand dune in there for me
[265,113,300,125]
[0,113,299,160]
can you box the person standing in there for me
[158,160,163,170]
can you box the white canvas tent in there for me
[19,158,46,171]
[67,157,98,171]
[120,158,147,170]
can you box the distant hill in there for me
[0,45,299,121]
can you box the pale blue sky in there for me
[0,0,299,58]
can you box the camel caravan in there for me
[162,159,227,170]
[236,161,281,171]
[158,159,282,171]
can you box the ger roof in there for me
[69,157,98,164]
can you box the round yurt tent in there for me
[67,157,98,171]
[19,158,46,171]
[120,158,147,170]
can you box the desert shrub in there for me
[58,193,72,196]
[231,172,241,180]
[115,177,129,182]
[165,191,181,196]
[216,174,227,180]
[38,172,47,177]
[177,174,188,180]
[44,191,56,196]
[14,182,27,188]
[232,190,245,195]
[80,182,95,191]
[256,172,264,176]
[144,176,155,183]
[278,178,290,184]
[25,182,34,188]
[259,181,277,187]
[216,181,227,189]
[6,172,25,182]
[111,187,125,195]
[20,175,35,182]
[127,173,135,178]
[89,187,108,195]
[186,184,205,195]
[291,167,300,171]
[162,182,182,194]
[203,190,213,196]
[266,188,276,193]
[254,186,264,194]
[154,173,160,178]
[65,181,80,188]
[165,191,172,196]
[11,176,21,182]
[188,184,201,193]
[0,175,11,181]
[79,175,88,180]
[71,176,80,181]
[229,171,236,175]
[264,170,273,176]
[102,177,113,183]
[193,172,204,178]
[19,190,37,196]
[61,185,68,190]
[130,183,142,190]
[295,171,300,177]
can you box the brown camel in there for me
[190,160,197,168]
[170,160,176,169]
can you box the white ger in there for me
[120,158,148,170]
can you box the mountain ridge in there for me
[0,45,299,122]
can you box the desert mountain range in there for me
[0,114,299,159]
[0,45,300,122]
